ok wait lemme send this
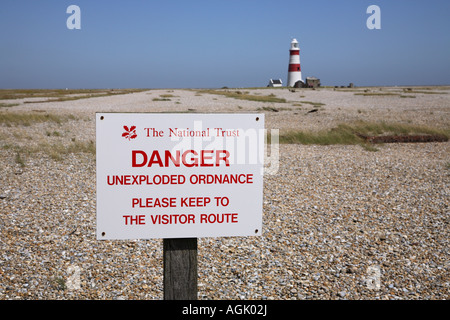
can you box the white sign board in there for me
[96,113,264,240]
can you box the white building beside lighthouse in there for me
[287,38,303,87]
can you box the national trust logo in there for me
[122,125,137,141]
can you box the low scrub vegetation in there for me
[1,111,94,165]
[0,112,77,126]
[4,140,96,165]
[0,88,147,103]
[196,89,287,103]
[279,121,450,151]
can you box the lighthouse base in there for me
[292,80,304,88]
[287,73,303,87]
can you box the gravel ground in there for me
[0,87,449,299]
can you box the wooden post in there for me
[163,238,198,300]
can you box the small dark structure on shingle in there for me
[305,77,321,88]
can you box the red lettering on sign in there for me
[132,197,177,208]
[149,214,195,224]
[180,197,211,207]
[200,213,238,224]
[123,215,146,225]
[200,150,214,167]
[131,150,230,167]
[165,150,180,167]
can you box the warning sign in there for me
[96,113,264,240]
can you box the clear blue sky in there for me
[1,0,449,88]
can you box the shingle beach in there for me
[1,87,449,299]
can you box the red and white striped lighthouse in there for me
[287,38,302,87]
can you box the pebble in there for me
[0,88,449,300]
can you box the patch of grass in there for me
[152,98,171,101]
[15,151,26,167]
[0,89,147,102]
[0,112,77,126]
[279,121,450,150]
[354,92,400,97]
[257,106,294,112]
[280,125,361,145]
[258,106,280,112]
[46,130,62,137]
[196,89,287,103]
[0,103,19,108]
[402,88,447,94]
[300,101,325,106]
[54,276,67,291]
[348,121,449,137]
[45,140,96,160]
[4,140,95,164]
